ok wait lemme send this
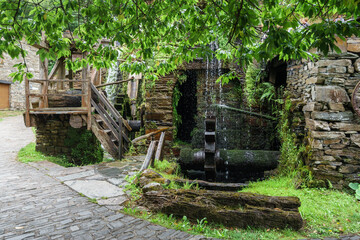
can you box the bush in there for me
[64,128,104,165]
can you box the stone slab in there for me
[64,180,125,199]
[97,196,128,206]
[312,111,353,122]
[313,86,350,103]
[57,170,95,181]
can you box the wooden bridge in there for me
[24,63,133,160]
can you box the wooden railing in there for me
[90,83,132,159]
[24,77,91,128]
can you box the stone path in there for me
[0,115,208,240]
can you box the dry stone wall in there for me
[287,37,360,188]
[0,43,40,110]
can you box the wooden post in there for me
[155,132,165,161]
[139,141,157,172]
[57,57,66,90]
[87,77,91,130]
[25,76,30,127]
[118,117,123,160]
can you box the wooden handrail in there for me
[28,79,88,82]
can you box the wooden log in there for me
[139,141,157,172]
[95,77,134,88]
[140,189,303,230]
[212,104,277,121]
[179,148,279,172]
[132,127,174,144]
[25,77,30,127]
[174,179,247,191]
[154,132,165,161]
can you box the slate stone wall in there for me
[0,43,40,110]
[35,115,72,156]
[286,37,360,188]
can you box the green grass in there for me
[17,142,76,167]
[124,164,360,240]
[0,110,22,121]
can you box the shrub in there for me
[64,128,104,165]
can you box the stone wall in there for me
[286,37,360,188]
[35,115,73,156]
[0,43,40,110]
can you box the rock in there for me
[306,119,330,131]
[327,66,347,73]
[311,139,323,149]
[311,111,353,122]
[136,169,170,188]
[323,139,341,145]
[324,149,360,158]
[330,122,360,131]
[303,102,322,112]
[347,38,360,53]
[328,103,345,111]
[330,144,347,149]
[350,134,360,147]
[313,86,350,103]
[305,77,322,84]
[142,182,163,193]
[348,65,355,73]
[318,59,352,67]
[354,58,360,72]
[311,131,345,140]
[339,165,360,174]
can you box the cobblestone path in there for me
[0,116,207,240]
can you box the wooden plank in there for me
[154,132,165,161]
[25,77,30,127]
[91,99,120,141]
[30,107,87,111]
[57,57,65,90]
[174,179,247,191]
[48,59,60,80]
[29,111,87,115]
[29,93,86,97]
[28,79,88,82]
[87,75,91,130]
[139,141,157,172]
[118,117,123,159]
[132,127,174,144]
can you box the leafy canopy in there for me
[1,0,360,81]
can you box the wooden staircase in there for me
[90,83,132,159]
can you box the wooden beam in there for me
[25,77,30,127]
[154,132,165,161]
[139,141,157,172]
[48,59,60,80]
[132,127,174,144]
[95,77,134,88]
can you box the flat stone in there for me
[355,58,360,72]
[303,102,322,112]
[350,134,360,147]
[325,149,360,158]
[313,86,350,103]
[339,165,360,174]
[347,38,360,53]
[97,196,128,206]
[329,103,345,111]
[107,178,124,186]
[306,119,330,131]
[318,59,352,67]
[312,111,353,122]
[330,122,360,131]
[98,168,123,178]
[142,182,163,193]
[311,131,345,140]
[311,139,323,149]
[57,170,95,181]
[64,180,125,199]
[323,139,341,145]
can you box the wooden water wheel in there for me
[352,81,360,117]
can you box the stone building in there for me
[285,37,360,188]
[0,43,40,110]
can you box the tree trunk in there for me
[140,189,303,230]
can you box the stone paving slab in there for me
[64,180,125,199]
[0,116,210,240]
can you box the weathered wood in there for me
[25,77,30,127]
[140,189,303,230]
[95,77,134,88]
[28,79,88,82]
[57,57,66,90]
[139,141,157,172]
[29,93,86,97]
[29,110,87,115]
[132,127,174,144]
[48,59,60,80]
[174,179,247,191]
[87,73,91,130]
[91,115,119,159]
[154,132,165,161]
[30,107,87,111]
[69,115,84,128]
